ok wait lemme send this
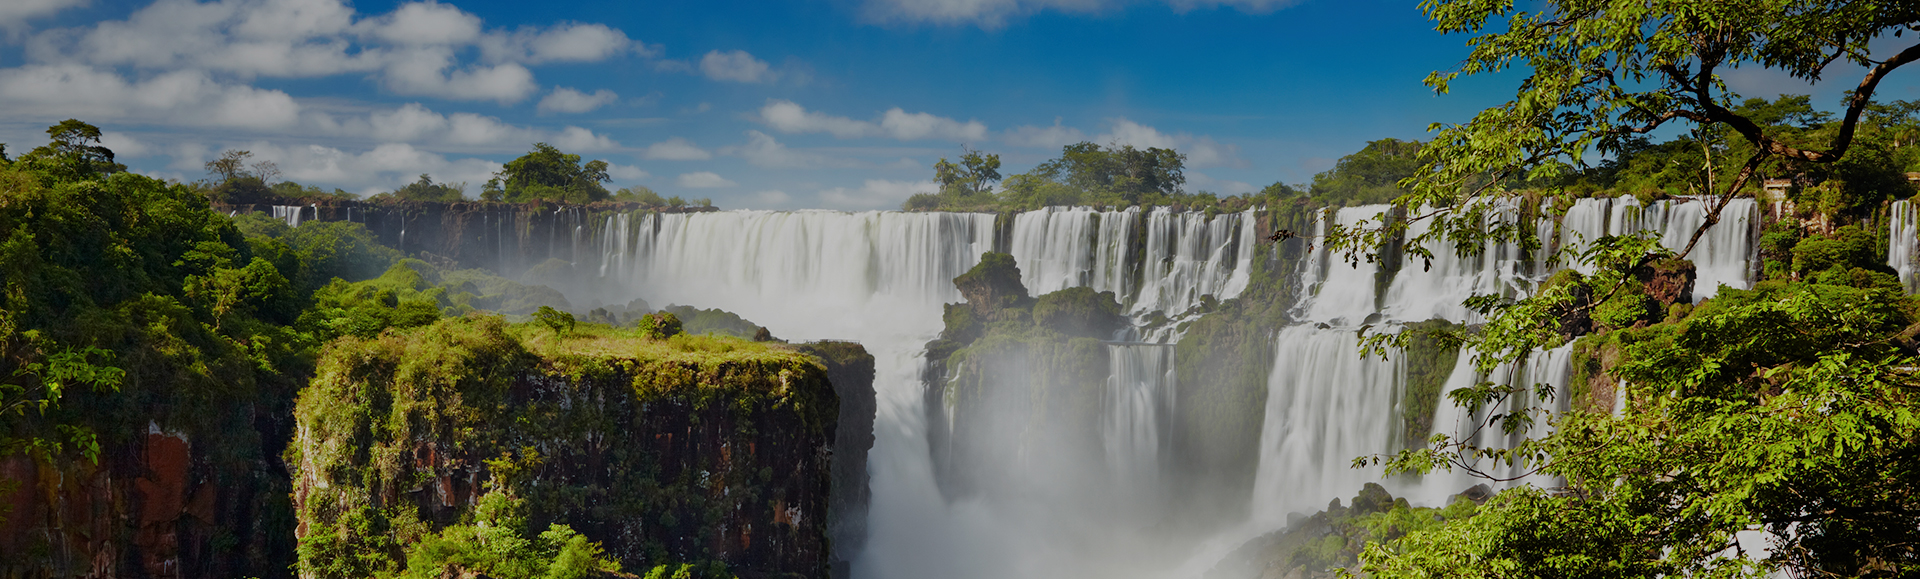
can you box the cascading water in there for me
[272,204,305,228]
[1105,344,1177,494]
[1248,325,1404,521]
[1891,200,1920,293]
[530,195,1758,578]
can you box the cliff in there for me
[289,316,873,579]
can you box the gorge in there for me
[243,193,1763,578]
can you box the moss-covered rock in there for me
[1204,483,1478,579]
[952,252,1032,318]
[291,315,871,579]
[1032,286,1126,339]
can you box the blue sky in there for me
[2,0,1904,209]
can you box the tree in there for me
[390,174,466,202]
[1379,0,1920,265]
[1346,3,1920,577]
[16,119,125,180]
[493,143,610,203]
[1308,138,1423,206]
[201,149,283,205]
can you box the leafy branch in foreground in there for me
[1339,2,1920,577]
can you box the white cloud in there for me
[537,86,618,114]
[480,22,635,64]
[214,140,501,193]
[721,130,851,168]
[1185,171,1255,195]
[1,0,89,34]
[23,0,646,105]
[757,99,987,141]
[678,172,736,188]
[605,163,649,181]
[817,178,937,209]
[699,49,773,83]
[99,131,152,158]
[643,137,713,161]
[550,126,618,151]
[1096,117,1245,168]
[364,1,482,45]
[0,64,301,129]
[1003,117,1087,148]
[379,49,537,103]
[861,0,1297,28]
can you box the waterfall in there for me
[532,197,1764,578]
[1411,344,1574,505]
[272,204,304,228]
[1380,200,1531,324]
[1557,197,1612,273]
[1297,205,1390,325]
[1104,344,1176,493]
[1249,325,1404,521]
[1891,200,1919,293]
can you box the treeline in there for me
[909,94,1920,216]
[187,142,713,209]
[0,120,655,577]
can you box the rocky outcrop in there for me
[0,422,297,579]
[921,253,1124,501]
[1637,257,1696,308]
[1205,484,1475,579]
[290,316,873,579]
[219,201,716,280]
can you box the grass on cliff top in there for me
[515,321,818,368]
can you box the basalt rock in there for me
[1637,258,1696,308]
[290,316,874,579]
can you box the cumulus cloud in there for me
[677,172,736,188]
[605,163,649,181]
[2,0,90,34]
[720,130,852,168]
[22,0,648,105]
[1002,117,1087,148]
[817,178,937,209]
[699,49,773,83]
[550,126,618,151]
[537,86,618,114]
[861,0,1297,28]
[99,131,153,158]
[0,64,301,129]
[480,22,634,64]
[198,140,502,193]
[297,102,617,150]
[643,137,713,161]
[1185,171,1256,195]
[757,99,987,141]
[1096,118,1245,168]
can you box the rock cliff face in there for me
[0,418,297,579]
[290,317,873,579]
[220,201,716,279]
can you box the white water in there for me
[1891,200,1920,293]
[1105,344,1177,496]
[1249,325,1403,521]
[272,204,307,228]
[558,197,1759,578]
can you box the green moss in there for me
[293,315,838,578]
[1400,320,1462,449]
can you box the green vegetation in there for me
[904,142,1269,213]
[923,253,1126,496]
[1338,3,1920,577]
[293,315,838,578]
[483,143,612,203]
[1207,484,1479,579]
